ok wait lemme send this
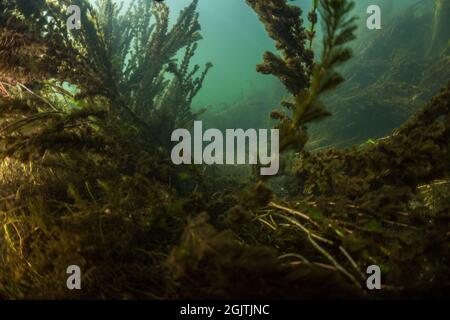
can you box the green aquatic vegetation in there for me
[281,82,450,294]
[168,212,361,299]
[244,0,450,296]
[307,0,450,149]
[0,0,211,298]
[0,0,449,299]
[247,0,357,153]
[0,0,211,149]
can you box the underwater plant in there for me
[240,0,450,297]
[0,0,211,150]
[247,0,357,153]
[312,0,450,149]
[0,0,213,298]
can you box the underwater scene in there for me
[0,0,449,301]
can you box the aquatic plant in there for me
[280,82,450,294]
[247,0,357,152]
[0,0,212,298]
[242,0,450,296]
[0,0,211,148]
[308,0,450,148]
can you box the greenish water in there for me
[168,0,278,108]
[113,0,440,116]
